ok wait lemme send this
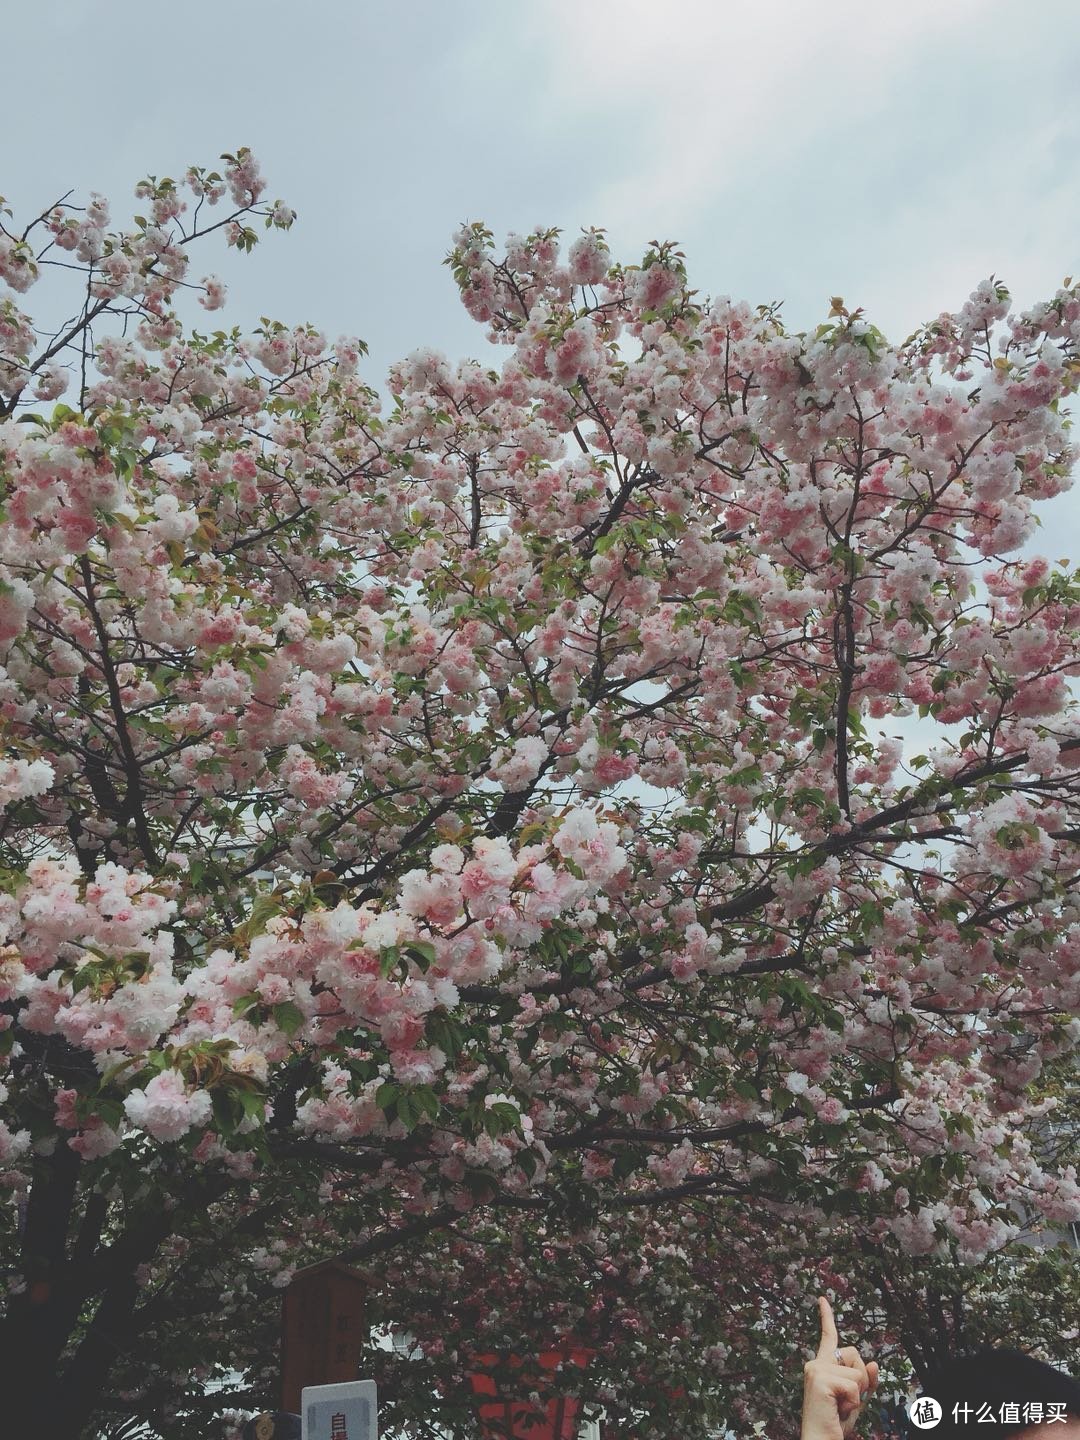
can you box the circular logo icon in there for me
[908,1397,943,1429]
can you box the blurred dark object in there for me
[241,1412,301,1440]
[919,1347,1080,1439]
[879,1395,914,1439]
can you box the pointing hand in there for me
[801,1296,880,1440]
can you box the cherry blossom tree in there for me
[1,149,1079,1437]
[82,1175,1080,1440]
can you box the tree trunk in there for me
[1,1157,173,1438]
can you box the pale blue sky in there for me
[7,1,1080,455]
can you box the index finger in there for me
[816,1295,840,1361]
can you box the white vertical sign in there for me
[301,1380,377,1440]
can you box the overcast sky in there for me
[7,2,1079,354]
[8,0,1080,553]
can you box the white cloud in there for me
[520,0,985,239]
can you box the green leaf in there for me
[404,940,437,970]
[397,1093,418,1131]
[379,945,400,978]
[272,1001,303,1037]
[239,1088,266,1120]
[414,1086,440,1122]
[93,1098,126,1131]
[70,966,99,996]
[236,892,283,943]
[211,1089,242,1137]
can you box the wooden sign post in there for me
[281,1261,368,1416]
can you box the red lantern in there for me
[467,1343,595,1440]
